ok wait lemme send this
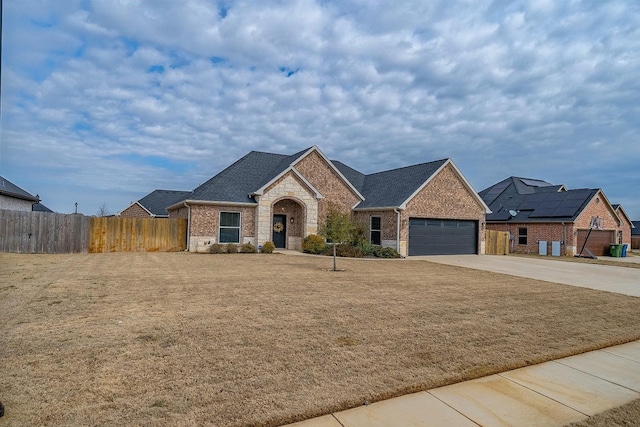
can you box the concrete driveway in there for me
[418,255,640,298]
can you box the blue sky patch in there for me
[279,66,300,77]
[148,65,165,73]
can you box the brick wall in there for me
[187,204,256,251]
[119,203,152,218]
[486,223,568,255]
[294,150,361,224]
[352,210,398,240]
[169,206,189,219]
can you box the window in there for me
[370,216,381,245]
[518,227,527,245]
[219,212,240,243]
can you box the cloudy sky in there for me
[1,0,639,218]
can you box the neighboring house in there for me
[479,177,630,256]
[0,176,40,212]
[167,146,490,256]
[120,189,191,218]
[632,221,640,250]
[32,202,53,213]
[612,204,634,249]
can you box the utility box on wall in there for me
[551,241,561,257]
[538,240,547,256]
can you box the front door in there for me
[272,214,287,248]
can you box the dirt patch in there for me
[1,252,640,426]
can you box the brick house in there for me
[166,146,490,256]
[632,221,640,250]
[120,189,190,218]
[479,177,632,256]
[612,204,634,250]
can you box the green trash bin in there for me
[610,244,622,257]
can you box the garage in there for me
[576,229,615,256]
[409,218,478,256]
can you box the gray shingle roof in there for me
[33,203,53,213]
[354,159,448,209]
[184,148,454,210]
[138,189,191,216]
[0,176,39,202]
[632,221,640,235]
[480,177,598,222]
[189,151,293,203]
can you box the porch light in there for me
[290,217,295,223]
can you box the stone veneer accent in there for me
[256,172,318,248]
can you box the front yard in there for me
[1,252,639,426]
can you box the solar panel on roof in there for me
[520,178,553,187]
[552,207,581,217]
[538,200,562,209]
[482,180,511,205]
[489,211,512,221]
[529,208,556,218]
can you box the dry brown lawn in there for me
[1,252,640,427]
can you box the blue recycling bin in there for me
[622,244,628,257]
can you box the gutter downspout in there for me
[184,202,191,251]
[394,208,401,255]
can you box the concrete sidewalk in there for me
[284,340,640,427]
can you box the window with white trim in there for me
[370,216,381,245]
[219,212,241,243]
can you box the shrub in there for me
[225,243,238,254]
[349,222,369,247]
[209,243,225,254]
[302,234,327,254]
[260,241,275,254]
[373,246,401,258]
[240,243,257,253]
[358,241,375,257]
[323,243,363,258]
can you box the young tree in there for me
[97,203,109,217]
[319,205,353,271]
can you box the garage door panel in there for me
[577,230,615,256]
[409,219,477,256]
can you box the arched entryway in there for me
[272,198,305,249]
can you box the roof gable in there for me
[135,189,191,216]
[0,176,39,202]
[253,146,364,201]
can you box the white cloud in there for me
[1,0,639,217]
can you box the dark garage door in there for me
[409,218,478,256]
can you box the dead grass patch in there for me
[1,252,640,426]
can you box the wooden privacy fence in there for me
[89,217,187,253]
[0,209,187,253]
[485,230,510,255]
[0,209,90,253]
